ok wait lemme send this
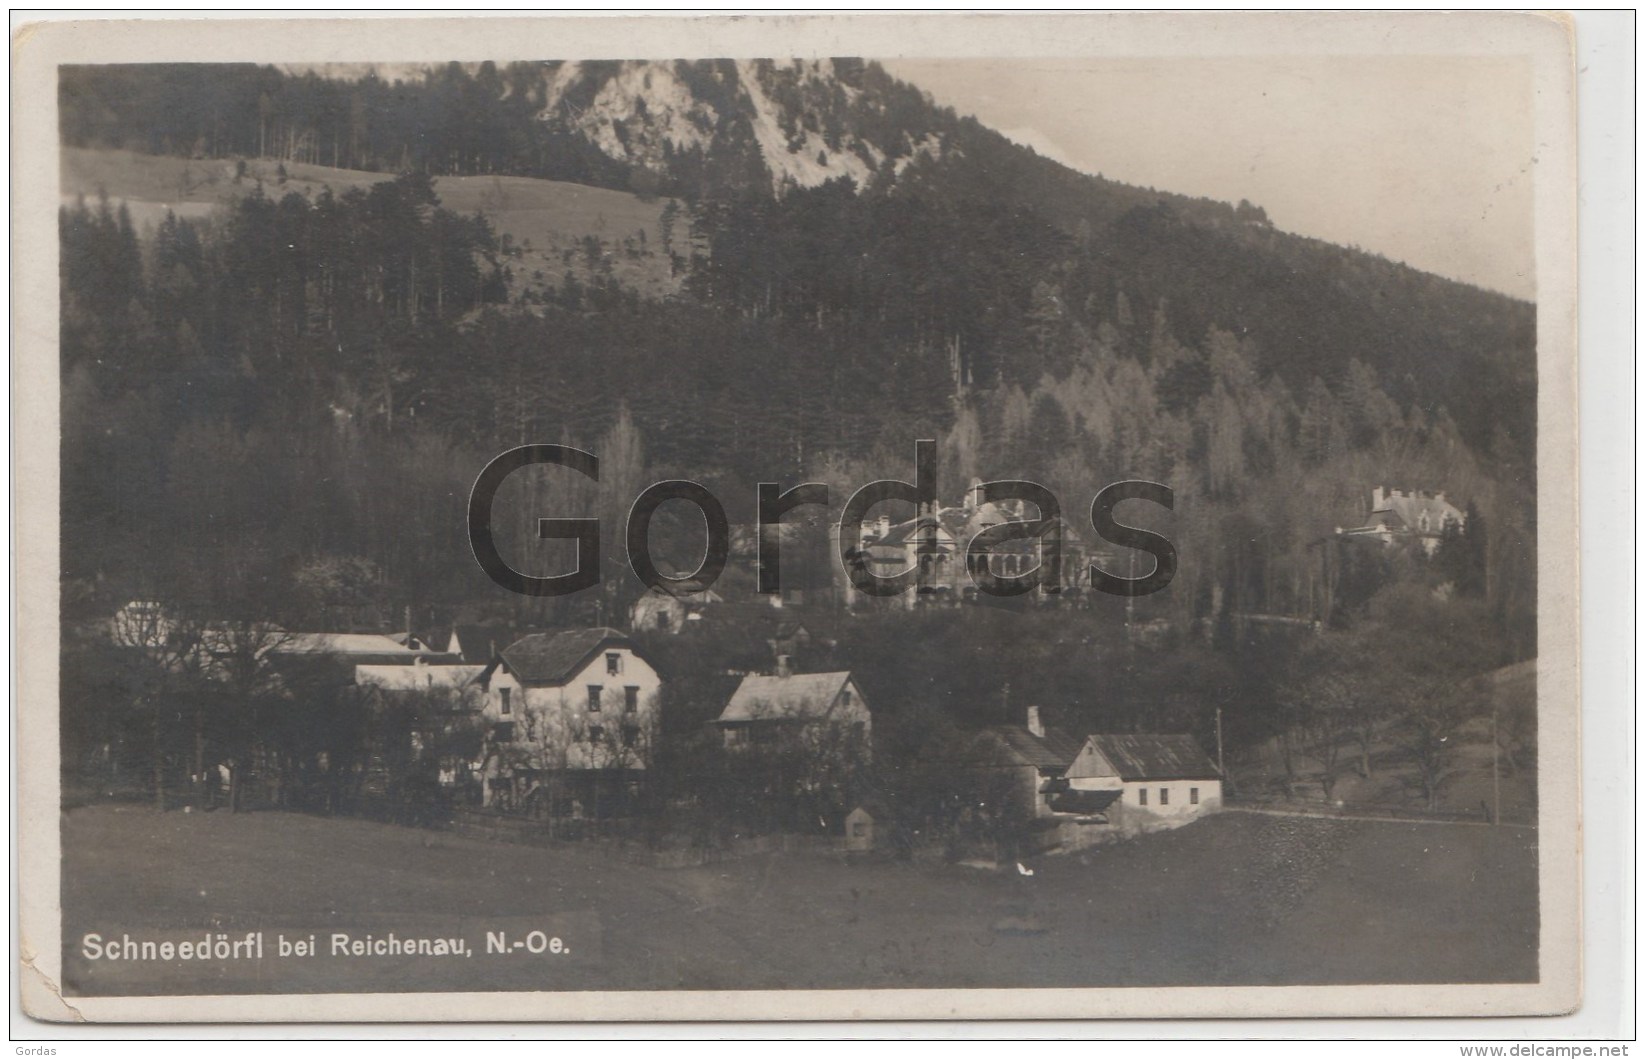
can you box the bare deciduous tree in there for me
[1397,683,1477,812]
[109,599,207,812]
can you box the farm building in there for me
[354,660,488,797]
[972,706,1090,821]
[1061,733,1224,833]
[961,709,1223,852]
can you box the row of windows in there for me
[490,721,641,746]
[728,720,867,745]
[587,685,640,712]
[498,685,641,716]
[1136,786,1201,807]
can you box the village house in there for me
[354,659,488,795]
[474,628,662,813]
[964,707,1223,852]
[423,624,520,665]
[628,580,724,634]
[109,602,459,666]
[1337,486,1466,556]
[275,631,460,665]
[1060,733,1224,833]
[710,660,873,833]
[712,658,871,757]
[354,658,486,710]
[972,706,1093,821]
[766,621,812,659]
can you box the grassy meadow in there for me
[60,804,1538,997]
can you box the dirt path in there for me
[1225,806,1537,830]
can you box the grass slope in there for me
[60,804,1537,997]
[60,147,683,300]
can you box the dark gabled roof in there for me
[447,624,522,664]
[1048,788,1122,815]
[984,725,1085,771]
[499,627,633,685]
[1088,734,1220,780]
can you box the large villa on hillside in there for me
[1337,486,1466,557]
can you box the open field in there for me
[59,804,1537,996]
[60,147,682,299]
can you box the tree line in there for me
[60,90,1536,825]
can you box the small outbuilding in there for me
[629,581,722,634]
[844,805,876,852]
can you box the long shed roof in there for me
[1088,734,1220,780]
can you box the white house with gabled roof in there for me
[712,659,871,756]
[474,627,662,809]
[1063,733,1223,833]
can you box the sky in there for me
[882,57,1537,301]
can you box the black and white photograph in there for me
[15,12,1584,1023]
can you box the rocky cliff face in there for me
[532,59,949,194]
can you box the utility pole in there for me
[1125,548,1136,643]
[1491,693,1501,826]
[1215,706,1226,779]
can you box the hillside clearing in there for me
[60,147,683,300]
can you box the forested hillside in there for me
[58,59,1537,664]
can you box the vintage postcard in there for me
[15,12,1581,1023]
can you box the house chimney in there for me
[775,654,793,678]
[1372,486,1385,509]
[1025,705,1044,738]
